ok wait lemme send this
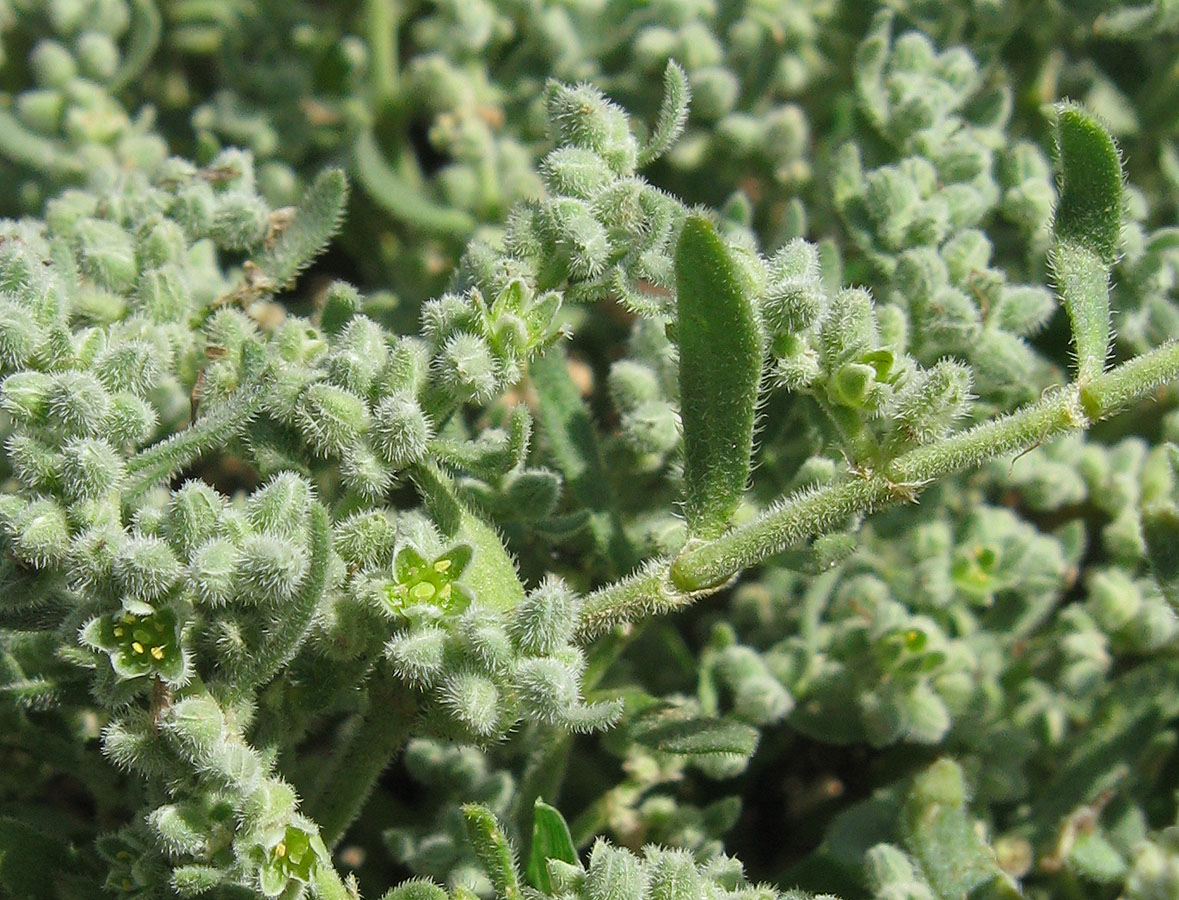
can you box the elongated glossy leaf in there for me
[675,216,762,539]
[526,800,578,892]
[1052,103,1123,383]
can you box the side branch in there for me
[577,340,1179,638]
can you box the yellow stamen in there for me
[434,558,452,573]
[275,842,287,858]
[150,646,165,661]
[132,641,145,654]
[411,582,436,601]
[113,627,124,637]
[438,583,452,601]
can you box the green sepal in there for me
[526,800,579,893]
[675,216,763,539]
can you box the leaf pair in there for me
[462,800,577,898]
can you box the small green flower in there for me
[91,607,185,683]
[385,544,474,621]
[257,821,329,897]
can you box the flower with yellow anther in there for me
[256,820,328,897]
[83,606,187,684]
[384,544,474,621]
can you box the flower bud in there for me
[114,535,183,604]
[235,534,309,604]
[336,511,396,571]
[442,671,502,738]
[189,538,237,607]
[373,394,432,469]
[60,436,125,500]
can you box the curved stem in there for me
[577,339,1179,638]
[308,667,419,848]
[367,0,401,114]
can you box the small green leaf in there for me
[258,168,349,288]
[526,800,578,893]
[462,805,522,900]
[675,216,763,539]
[1051,103,1124,383]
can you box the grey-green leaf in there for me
[899,759,1022,900]
[675,216,762,539]
[527,800,579,893]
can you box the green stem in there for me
[309,667,418,848]
[367,0,400,113]
[352,129,476,237]
[123,387,264,497]
[577,340,1179,638]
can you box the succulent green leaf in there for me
[1053,104,1124,266]
[675,216,763,539]
[526,799,579,893]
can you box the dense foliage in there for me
[3,2,1179,900]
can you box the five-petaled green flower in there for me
[385,544,474,620]
[93,607,185,683]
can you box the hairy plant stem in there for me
[577,340,1179,638]
[122,387,264,497]
[308,666,419,848]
